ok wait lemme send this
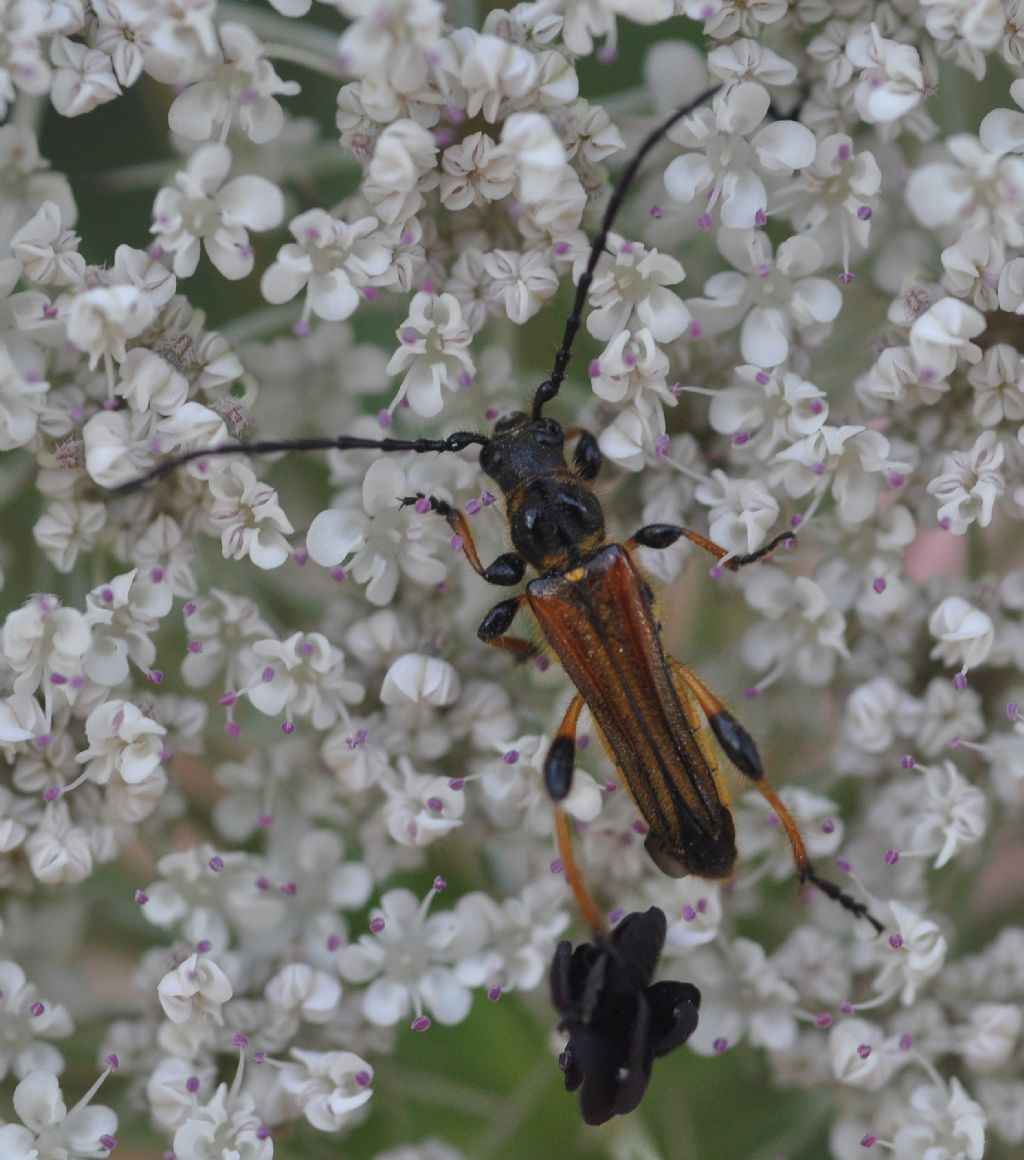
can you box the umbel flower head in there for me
[3,2,1024,1157]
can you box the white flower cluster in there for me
[2,1,1024,1157]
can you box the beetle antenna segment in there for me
[106,430,488,494]
[534,83,722,419]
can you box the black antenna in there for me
[107,87,720,495]
[106,430,488,495]
[532,83,721,420]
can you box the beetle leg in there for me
[402,493,526,586]
[670,660,883,934]
[544,693,585,802]
[476,592,538,659]
[627,524,796,571]
[485,636,538,658]
[554,801,607,936]
[562,427,602,481]
[548,693,606,934]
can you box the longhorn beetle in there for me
[117,84,879,938]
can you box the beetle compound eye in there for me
[479,444,501,475]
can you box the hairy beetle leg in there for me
[628,524,797,569]
[672,660,883,934]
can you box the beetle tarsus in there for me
[801,866,885,935]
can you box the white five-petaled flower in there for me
[928,596,995,673]
[907,762,988,869]
[708,366,828,458]
[585,233,690,344]
[909,296,988,378]
[335,0,445,94]
[774,425,905,525]
[49,35,121,118]
[362,119,438,226]
[688,228,841,367]
[665,81,816,229]
[839,676,920,762]
[337,886,474,1027]
[742,570,849,686]
[83,568,173,686]
[871,901,948,1004]
[171,1083,272,1160]
[151,144,284,279]
[775,134,881,274]
[0,960,73,1080]
[596,391,668,471]
[481,249,559,324]
[829,1017,906,1092]
[261,209,392,322]
[892,1077,986,1160]
[921,0,1004,53]
[452,882,569,995]
[179,589,272,690]
[264,962,342,1024]
[25,802,94,885]
[735,786,843,882]
[116,348,189,416]
[11,200,85,286]
[0,1070,118,1160]
[694,469,781,558]
[157,950,233,1026]
[306,455,454,605]
[380,654,460,708]
[497,111,569,204]
[2,594,91,701]
[66,284,158,370]
[907,133,1024,247]
[455,30,543,123]
[479,727,605,834]
[845,24,927,125]
[956,1002,1022,1072]
[926,430,1006,533]
[167,22,300,144]
[75,699,167,787]
[91,0,148,88]
[966,343,1024,426]
[439,131,517,211]
[380,756,466,847]
[245,631,364,729]
[0,340,48,451]
[384,291,475,417]
[278,1049,373,1132]
[207,462,294,569]
[685,937,800,1057]
[588,326,674,407]
[82,403,227,490]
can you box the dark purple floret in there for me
[549,907,700,1125]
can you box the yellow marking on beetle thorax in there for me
[564,566,586,582]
